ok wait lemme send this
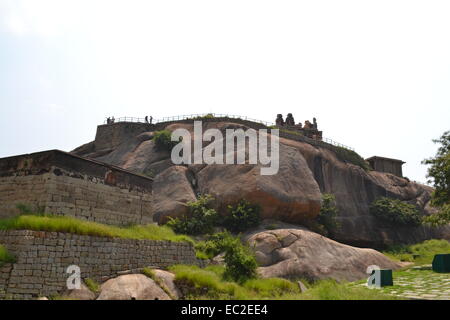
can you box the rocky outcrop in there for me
[194,142,322,223]
[73,119,450,247]
[280,138,450,247]
[152,166,197,223]
[245,224,402,282]
[97,274,171,300]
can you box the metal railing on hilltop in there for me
[104,113,274,126]
[103,113,354,151]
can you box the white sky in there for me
[0,0,449,183]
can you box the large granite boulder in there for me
[245,225,402,282]
[97,274,171,300]
[151,166,197,223]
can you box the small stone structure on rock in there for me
[274,113,323,140]
[366,156,405,177]
[275,114,284,126]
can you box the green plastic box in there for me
[378,269,393,287]
[368,269,393,287]
[432,254,450,273]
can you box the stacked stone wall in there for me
[0,150,154,225]
[0,230,201,299]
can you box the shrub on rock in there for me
[222,200,261,233]
[370,197,422,226]
[167,195,219,235]
[223,237,258,283]
[153,130,179,151]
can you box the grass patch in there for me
[383,239,450,265]
[142,267,176,299]
[0,244,15,266]
[279,128,303,136]
[84,278,100,293]
[333,146,370,171]
[142,267,156,279]
[168,265,397,300]
[0,214,193,243]
[349,268,449,299]
[290,279,399,300]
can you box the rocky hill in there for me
[73,119,450,249]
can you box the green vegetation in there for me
[0,244,15,266]
[0,214,193,243]
[264,223,278,230]
[279,128,303,136]
[383,239,450,265]
[193,113,215,120]
[369,197,422,226]
[142,267,175,299]
[195,232,258,283]
[349,267,449,300]
[222,200,261,233]
[169,265,397,300]
[142,267,156,279]
[153,130,180,151]
[84,278,100,293]
[314,194,340,236]
[422,131,450,226]
[423,204,450,226]
[423,131,450,208]
[169,264,298,299]
[167,196,262,235]
[195,232,234,259]
[222,236,258,283]
[296,280,398,300]
[334,146,370,171]
[167,195,219,235]
[142,168,155,179]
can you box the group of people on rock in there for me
[144,116,153,124]
[106,116,115,124]
[106,116,154,125]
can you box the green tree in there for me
[422,131,450,225]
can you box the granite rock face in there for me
[73,120,450,247]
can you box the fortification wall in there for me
[92,117,347,158]
[0,150,154,225]
[0,230,201,299]
[94,122,154,151]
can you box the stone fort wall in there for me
[0,150,154,225]
[90,117,343,157]
[0,230,201,299]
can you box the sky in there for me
[0,0,449,183]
